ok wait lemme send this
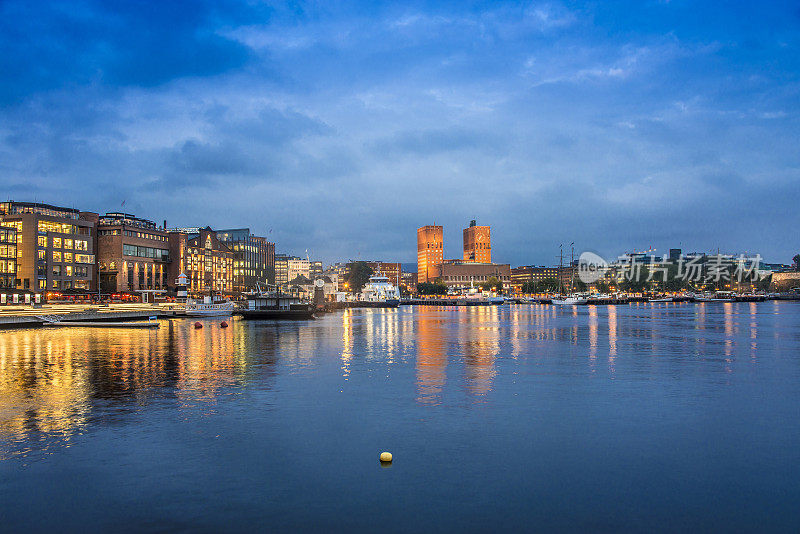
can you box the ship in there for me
[358,273,401,308]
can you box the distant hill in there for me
[401,263,416,273]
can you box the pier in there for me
[0,304,179,329]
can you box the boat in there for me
[552,293,589,305]
[488,295,505,305]
[184,297,235,317]
[359,273,401,308]
[238,288,315,320]
[649,296,673,303]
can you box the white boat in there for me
[488,295,505,305]
[552,293,589,305]
[649,297,673,302]
[184,297,235,317]
[360,273,401,307]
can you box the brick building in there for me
[97,213,170,295]
[168,227,234,297]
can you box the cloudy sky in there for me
[1,1,798,266]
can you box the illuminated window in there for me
[64,252,73,263]
[53,251,62,262]
[64,238,73,249]
[53,237,61,248]
[38,236,47,247]
[65,265,73,276]
[38,249,46,260]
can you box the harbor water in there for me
[1,302,800,531]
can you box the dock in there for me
[0,304,180,330]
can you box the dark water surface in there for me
[2,302,800,532]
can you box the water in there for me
[1,302,800,532]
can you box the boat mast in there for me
[570,242,575,293]
[559,244,563,296]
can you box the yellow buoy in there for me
[379,451,392,462]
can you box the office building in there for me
[0,201,96,294]
[168,227,234,296]
[463,219,491,263]
[97,213,170,294]
[0,225,17,290]
[216,229,275,292]
[417,225,443,283]
[433,261,511,289]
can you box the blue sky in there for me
[1,1,798,266]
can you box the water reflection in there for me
[415,310,448,405]
[0,319,277,459]
[1,303,792,462]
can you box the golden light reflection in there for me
[724,302,734,359]
[461,306,499,399]
[608,305,617,361]
[415,311,448,405]
[749,302,758,360]
[588,306,598,364]
[341,308,352,378]
[0,319,255,459]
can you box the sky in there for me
[1,1,799,266]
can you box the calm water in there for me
[1,302,800,532]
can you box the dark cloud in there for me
[0,0,260,103]
[0,0,799,265]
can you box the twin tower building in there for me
[417,220,492,284]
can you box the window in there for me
[52,265,61,277]
[75,266,88,277]
[38,249,46,260]
[75,254,95,264]
[74,240,88,251]
[38,279,46,289]
[52,251,62,262]
[38,221,75,234]
[65,265,73,276]
[52,237,62,248]
[38,236,47,247]
[64,239,73,249]
[64,252,73,263]
[51,280,59,289]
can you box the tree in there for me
[793,254,800,271]
[595,280,611,293]
[417,280,448,295]
[479,276,502,292]
[534,277,559,293]
[756,273,772,291]
[521,281,537,294]
[346,261,374,293]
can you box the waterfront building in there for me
[275,254,290,286]
[310,261,324,279]
[401,271,417,292]
[511,265,562,292]
[417,225,443,283]
[433,261,511,289]
[364,261,402,288]
[463,219,491,263]
[288,257,310,283]
[216,229,275,292]
[0,201,96,294]
[168,227,234,296]
[0,225,17,290]
[97,213,169,295]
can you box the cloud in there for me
[0,0,799,265]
